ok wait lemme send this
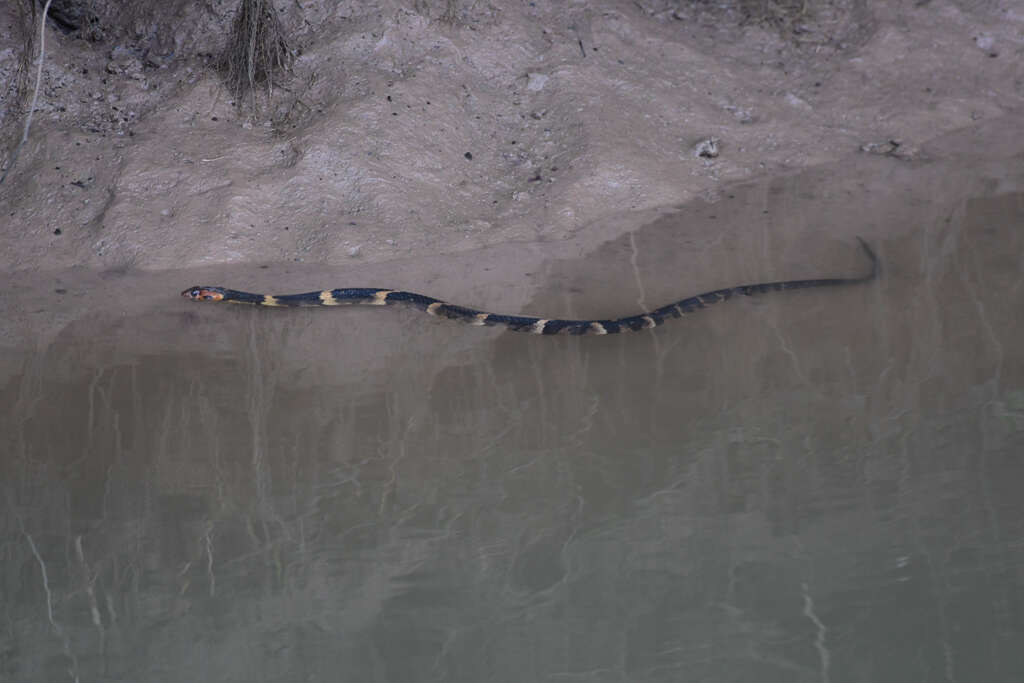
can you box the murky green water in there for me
[3,124,1024,682]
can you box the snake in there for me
[181,238,877,336]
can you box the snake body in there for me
[182,238,877,335]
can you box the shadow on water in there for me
[3,120,1024,682]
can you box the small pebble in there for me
[694,138,720,158]
[527,73,549,91]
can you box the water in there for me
[3,123,1024,682]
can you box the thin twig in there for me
[0,0,52,186]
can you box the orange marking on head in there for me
[181,287,225,302]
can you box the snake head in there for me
[181,286,226,302]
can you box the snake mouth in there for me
[181,287,226,302]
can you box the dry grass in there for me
[220,0,291,104]
[5,1,37,101]
[1,0,53,186]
